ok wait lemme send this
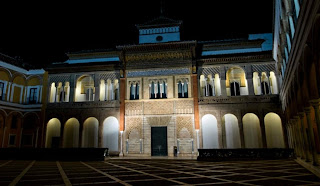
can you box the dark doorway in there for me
[151,127,168,156]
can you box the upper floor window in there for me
[178,80,188,98]
[0,82,4,101]
[100,79,119,101]
[150,80,167,99]
[130,83,139,100]
[226,67,248,96]
[29,88,37,104]
[76,76,94,102]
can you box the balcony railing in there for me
[25,97,40,104]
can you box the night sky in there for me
[0,0,273,68]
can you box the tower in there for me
[136,16,182,44]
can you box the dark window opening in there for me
[9,135,16,146]
[0,82,4,101]
[261,82,270,95]
[29,88,37,104]
[230,82,240,96]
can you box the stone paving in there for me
[0,159,319,185]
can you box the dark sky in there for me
[0,0,273,67]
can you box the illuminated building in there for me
[0,0,319,162]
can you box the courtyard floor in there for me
[0,159,320,186]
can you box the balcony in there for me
[0,94,42,111]
[198,95,280,105]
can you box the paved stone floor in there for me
[0,159,320,185]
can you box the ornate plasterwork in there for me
[144,101,174,115]
[127,68,190,77]
[125,51,192,62]
[49,75,71,84]
[176,116,193,138]
[146,116,172,126]
[99,72,120,82]
[252,64,276,73]
[201,66,220,76]
[125,117,142,139]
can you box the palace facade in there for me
[0,0,319,160]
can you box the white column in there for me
[196,129,200,150]
[7,82,11,101]
[119,131,123,156]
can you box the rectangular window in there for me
[29,88,37,104]
[9,134,16,146]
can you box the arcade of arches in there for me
[201,112,285,149]
[45,116,119,151]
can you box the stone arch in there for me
[7,111,23,129]
[75,75,94,102]
[0,67,12,80]
[264,112,285,148]
[82,117,99,148]
[201,114,219,149]
[226,66,247,96]
[12,73,27,85]
[0,68,11,81]
[102,116,119,152]
[27,76,41,86]
[45,118,61,148]
[242,113,262,148]
[63,118,80,148]
[23,112,39,129]
[222,114,241,148]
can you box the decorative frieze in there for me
[144,101,174,115]
[175,100,193,114]
[200,66,220,76]
[146,116,172,126]
[49,75,71,84]
[127,68,190,77]
[252,64,276,73]
[99,72,120,82]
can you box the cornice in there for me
[199,53,274,65]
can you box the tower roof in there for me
[136,15,182,29]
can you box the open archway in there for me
[63,118,80,148]
[202,114,219,149]
[243,113,262,148]
[82,117,99,148]
[102,117,119,152]
[264,113,284,148]
[45,118,61,148]
[222,114,241,148]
